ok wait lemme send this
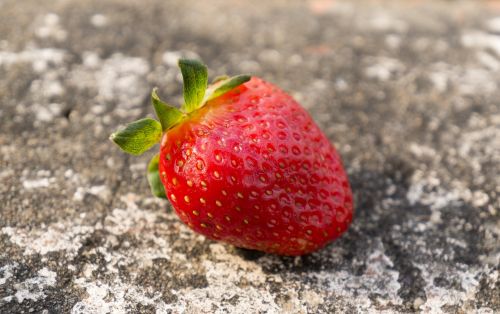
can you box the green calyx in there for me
[151,88,183,131]
[109,58,250,198]
[110,59,250,155]
[109,118,162,156]
[147,153,166,198]
[204,74,251,103]
[179,59,208,113]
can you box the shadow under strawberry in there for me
[240,152,491,310]
[238,155,416,272]
[233,157,435,310]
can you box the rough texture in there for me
[0,0,498,313]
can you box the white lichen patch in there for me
[0,45,70,124]
[128,162,147,173]
[72,194,172,272]
[73,185,111,202]
[406,111,499,222]
[407,170,486,232]
[406,170,461,211]
[0,48,66,72]
[98,204,175,273]
[476,51,500,71]
[409,143,437,159]
[310,240,402,311]
[165,282,280,314]
[364,57,405,81]
[308,0,353,15]
[207,244,268,285]
[416,264,495,313]
[22,177,55,189]
[1,267,56,304]
[299,290,324,311]
[1,222,95,257]
[90,14,108,28]
[35,102,64,122]
[72,278,166,314]
[0,263,17,286]
[487,17,500,32]
[457,118,500,175]
[462,30,500,56]
[365,13,408,33]
[458,68,498,95]
[162,244,282,314]
[69,195,183,313]
[96,54,149,108]
[385,34,402,49]
[403,113,497,305]
[2,192,181,312]
[428,62,498,95]
[68,53,150,118]
[104,194,163,236]
[31,75,65,98]
[35,13,67,41]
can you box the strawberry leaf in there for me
[205,75,251,102]
[178,59,208,113]
[151,88,184,131]
[147,153,167,199]
[110,118,162,155]
[211,75,229,84]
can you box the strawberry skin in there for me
[158,77,353,256]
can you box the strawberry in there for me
[111,59,353,255]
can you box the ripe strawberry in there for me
[111,59,353,255]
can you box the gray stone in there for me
[0,0,498,313]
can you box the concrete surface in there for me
[0,0,499,313]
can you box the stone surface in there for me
[0,0,499,313]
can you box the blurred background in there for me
[0,0,498,313]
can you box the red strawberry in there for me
[111,59,353,256]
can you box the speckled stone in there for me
[0,0,498,313]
